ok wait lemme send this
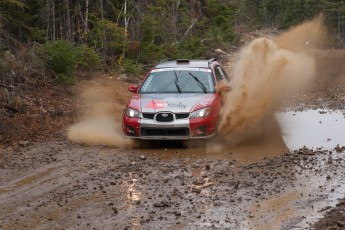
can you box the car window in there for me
[139,68,215,94]
[215,65,230,83]
[214,66,223,81]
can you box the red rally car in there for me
[122,59,230,140]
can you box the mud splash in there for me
[67,79,133,148]
[138,119,288,164]
[218,17,326,146]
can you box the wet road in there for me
[139,109,345,163]
[1,110,345,229]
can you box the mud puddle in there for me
[278,109,345,150]
[138,109,345,165]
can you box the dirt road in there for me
[1,50,345,230]
[0,137,345,229]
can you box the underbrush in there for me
[40,41,103,85]
[0,44,93,146]
[0,111,71,146]
[0,83,76,146]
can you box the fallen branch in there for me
[0,108,14,117]
[178,18,198,45]
[3,105,21,113]
[0,83,15,90]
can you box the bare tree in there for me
[66,0,72,41]
[179,0,201,44]
[85,0,89,34]
[52,0,56,41]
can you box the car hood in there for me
[137,94,216,113]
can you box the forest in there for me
[0,0,345,84]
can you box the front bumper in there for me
[123,115,217,140]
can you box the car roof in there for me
[155,59,217,69]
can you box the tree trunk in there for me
[85,0,89,34]
[59,6,63,39]
[100,0,105,51]
[100,0,104,21]
[179,18,198,44]
[46,0,51,40]
[52,0,56,41]
[76,0,84,43]
[66,0,71,41]
[122,0,129,59]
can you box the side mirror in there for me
[128,84,138,93]
[217,81,232,93]
[222,84,231,92]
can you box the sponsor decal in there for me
[141,74,153,92]
[145,100,187,109]
[168,102,187,109]
[145,100,168,109]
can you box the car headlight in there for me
[126,108,141,118]
[190,107,211,118]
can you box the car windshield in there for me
[139,68,215,94]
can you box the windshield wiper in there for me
[188,72,207,93]
[173,70,182,93]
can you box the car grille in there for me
[175,113,189,119]
[142,113,189,121]
[142,113,155,119]
[141,128,190,137]
[156,113,174,122]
